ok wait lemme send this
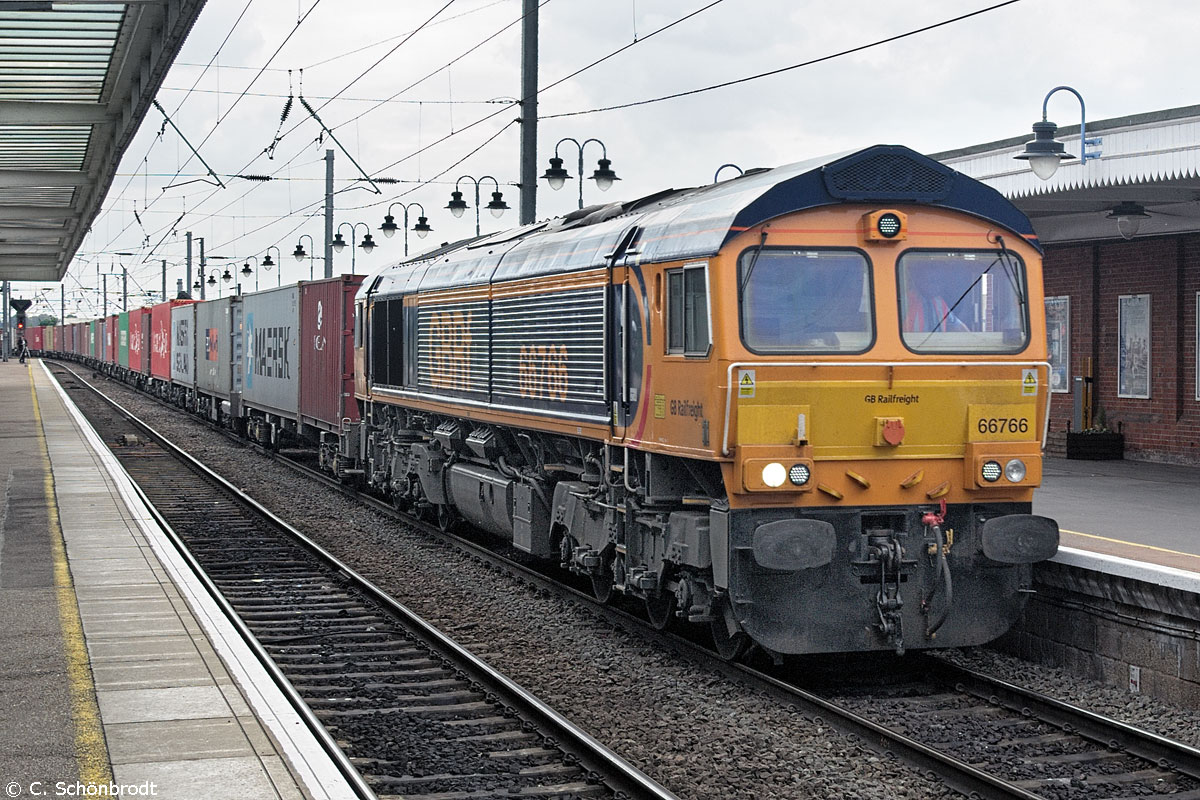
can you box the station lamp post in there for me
[379,202,432,257]
[260,246,282,287]
[331,222,376,272]
[542,137,619,210]
[446,176,508,236]
[240,256,260,292]
[292,234,317,280]
[1014,86,1102,181]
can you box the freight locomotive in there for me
[43,144,1059,659]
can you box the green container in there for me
[118,312,130,368]
[88,320,97,358]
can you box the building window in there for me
[667,263,710,356]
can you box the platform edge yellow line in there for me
[28,362,114,787]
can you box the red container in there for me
[149,301,190,380]
[129,307,150,373]
[28,326,43,350]
[299,275,363,432]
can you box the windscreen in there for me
[898,250,1028,353]
[739,248,873,353]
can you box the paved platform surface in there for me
[1037,457,1200,574]
[0,359,350,800]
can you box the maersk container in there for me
[243,285,300,418]
[194,296,242,403]
[299,276,363,432]
[170,303,196,387]
[117,312,130,368]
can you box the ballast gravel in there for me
[78,372,1200,799]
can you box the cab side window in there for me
[666,263,710,356]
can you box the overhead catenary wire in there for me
[542,0,1024,119]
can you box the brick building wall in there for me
[1042,233,1200,465]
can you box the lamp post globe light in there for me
[1015,86,1102,181]
[293,234,317,280]
[446,176,508,237]
[241,255,260,292]
[380,202,432,257]
[1108,201,1150,240]
[333,222,376,272]
[260,246,282,287]
[542,137,620,210]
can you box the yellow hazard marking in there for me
[28,364,114,787]
[738,369,755,398]
[1061,528,1200,561]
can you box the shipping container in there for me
[150,301,187,379]
[28,325,43,351]
[170,303,196,387]
[243,285,300,418]
[88,320,96,359]
[45,325,55,353]
[117,312,130,368]
[299,275,363,431]
[107,314,119,365]
[194,296,243,403]
[129,308,150,374]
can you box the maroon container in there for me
[106,314,118,364]
[28,326,43,350]
[299,275,363,432]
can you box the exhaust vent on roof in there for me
[822,147,954,203]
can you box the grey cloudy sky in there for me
[37,0,1200,316]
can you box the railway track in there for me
[57,360,1200,799]
[49,363,676,800]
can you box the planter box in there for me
[1066,431,1124,460]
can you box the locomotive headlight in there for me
[981,460,1002,483]
[762,462,787,488]
[877,213,903,238]
[1004,458,1027,482]
[789,464,811,486]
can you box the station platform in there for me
[1036,457,1200,578]
[0,359,353,800]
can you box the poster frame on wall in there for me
[1045,296,1070,393]
[1117,293,1151,400]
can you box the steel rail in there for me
[923,655,1200,781]
[54,362,679,800]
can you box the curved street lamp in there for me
[446,175,508,236]
[332,222,376,272]
[380,201,432,256]
[542,137,619,210]
[260,245,282,287]
[292,234,317,280]
[1015,86,1102,181]
[241,255,259,292]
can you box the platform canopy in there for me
[933,105,1200,245]
[0,0,205,283]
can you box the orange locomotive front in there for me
[346,145,1059,658]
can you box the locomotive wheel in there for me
[710,602,749,661]
[591,573,615,604]
[436,505,457,532]
[644,590,676,631]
